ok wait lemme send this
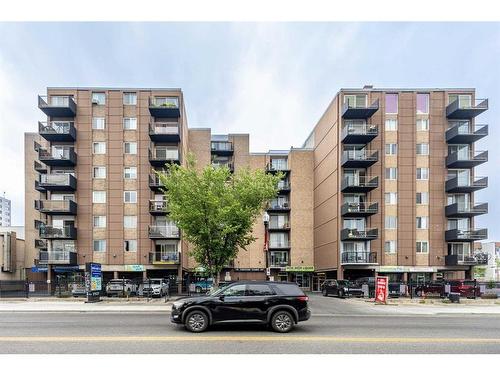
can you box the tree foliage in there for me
[157,155,282,283]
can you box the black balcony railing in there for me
[341,124,379,144]
[445,252,489,266]
[149,148,180,167]
[341,251,378,264]
[445,228,488,242]
[268,222,291,231]
[39,121,76,142]
[266,163,290,173]
[149,96,180,118]
[341,150,378,168]
[39,225,77,240]
[35,200,77,215]
[149,200,169,215]
[148,225,180,239]
[39,250,77,265]
[212,161,234,172]
[445,176,488,193]
[267,202,290,211]
[149,122,180,142]
[446,150,488,168]
[38,147,77,166]
[342,99,379,119]
[341,176,378,193]
[446,124,488,144]
[446,98,488,119]
[269,260,290,268]
[340,228,378,241]
[268,241,291,249]
[445,202,488,218]
[341,202,378,217]
[149,174,165,191]
[36,174,77,192]
[38,95,77,117]
[211,141,234,155]
[149,251,180,264]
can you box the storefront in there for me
[285,266,314,291]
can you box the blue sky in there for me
[0,22,498,238]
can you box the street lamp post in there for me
[263,212,270,280]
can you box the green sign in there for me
[285,266,315,272]
[124,264,145,272]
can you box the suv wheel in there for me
[185,311,209,333]
[271,311,294,333]
[322,288,328,297]
[337,289,344,298]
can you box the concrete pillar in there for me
[113,271,118,279]
[337,266,344,280]
[142,271,147,280]
[177,267,183,294]
[46,265,52,295]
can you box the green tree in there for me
[157,155,282,286]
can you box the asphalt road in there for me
[1,295,499,354]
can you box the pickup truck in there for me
[105,279,138,296]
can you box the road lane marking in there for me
[0,336,499,343]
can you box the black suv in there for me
[321,279,364,298]
[171,281,311,333]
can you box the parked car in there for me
[105,279,138,296]
[321,279,364,298]
[138,278,169,297]
[415,280,480,298]
[414,281,445,297]
[193,278,213,293]
[171,281,311,333]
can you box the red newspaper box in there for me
[375,276,388,304]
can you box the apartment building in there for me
[0,196,11,226]
[23,85,489,292]
[306,86,489,285]
[0,227,25,280]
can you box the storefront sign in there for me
[31,266,48,273]
[124,264,145,272]
[85,262,101,303]
[378,266,436,273]
[285,266,315,272]
[234,268,265,272]
[375,276,388,304]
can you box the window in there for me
[222,284,246,297]
[92,92,106,105]
[93,142,106,154]
[385,119,398,131]
[416,216,428,229]
[124,191,137,203]
[385,240,397,254]
[416,93,429,114]
[124,240,137,252]
[124,167,137,179]
[416,119,429,131]
[416,143,429,155]
[93,240,106,252]
[385,143,397,155]
[247,284,275,296]
[123,92,137,105]
[124,216,137,229]
[123,118,137,130]
[93,216,106,228]
[92,191,106,204]
[416,192,429,205]
[416,241,429,253]
[124,142,137,155]
[385,94,398,114]
[385,216,397,229]
[385,192,398,205]
[385,168,398,180]
[93,166,106,179]
[92,117,105,130]
[416,168,429,180]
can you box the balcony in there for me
[212,161,234,172]
[267,202,291,212]
[445,176,488,193]
[446,98,488,119]
[149,251,180,265]
[445,228,488,242]
[277,182,291,193]
[341,124,378,144]
[446,124,488,144]
[39,121,76,142]
[341,251,378,265]
[341,150,378,168]
[38,250,77,265]
[35,174,77,192]
[268,222,291,231]
[446,150,488,168]
[445,202,488,218]
[38,95,77,117]
[38,147,77,167]
[149,174,165,191]
[445,253,488,266]
[149,200,169,215]
[149,122,180,143]
[269,241,291,250]
[341,202,378,217]
[341,176,378,193]
[149,96,180,118]
[148,225,180,239]
[266,163,290,173]
[34,239,47,249]
[340,228,378,241]
[34,160,47,174]
[149,148,180,167]
[39,225,77,240]
[342,99,379,119]
[269,257,290,268]
[211,141,234,156]
[35,200,77,215]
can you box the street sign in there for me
[375,276,388,304]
